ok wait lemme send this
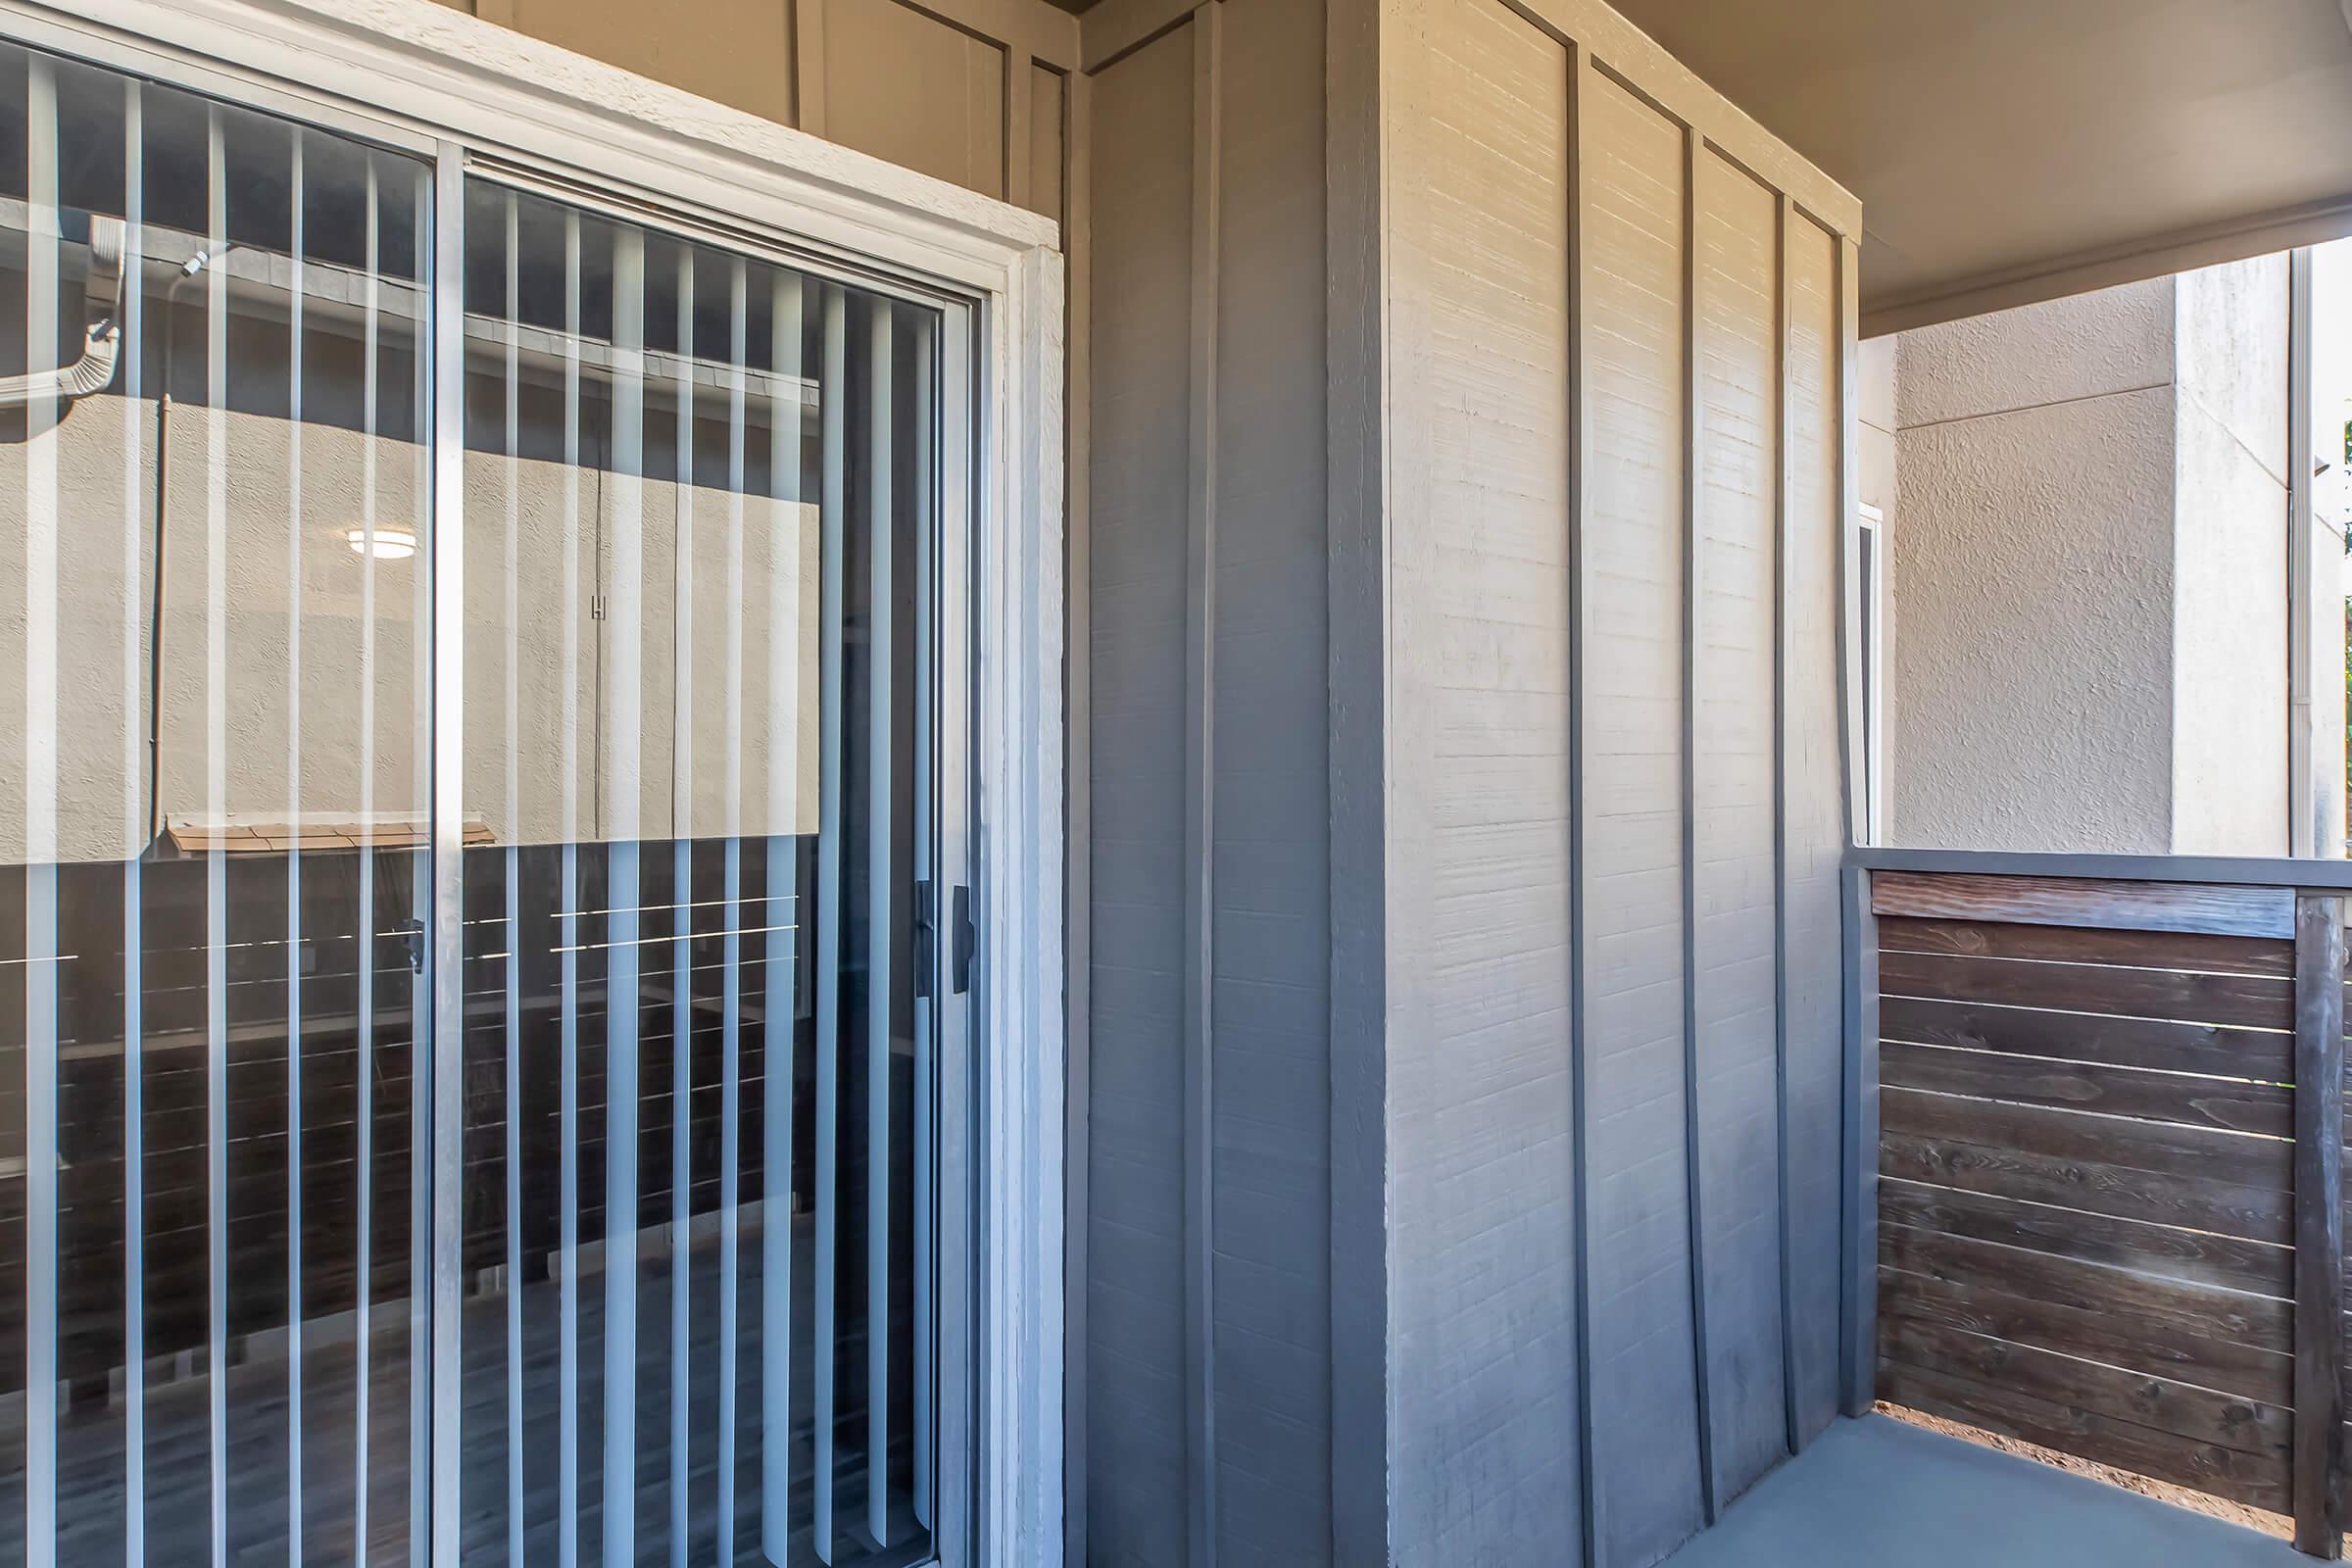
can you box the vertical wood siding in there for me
[464,0,1077,225]
[1088,30,1196,1566]
[1690,147,1788,1505]
[1385,0,1581,1559]
[1783,214,1847,1448]
[1085,3,1335,1564]
[1207,0,1333,1562]
[1378,2,1857,1563]
[1579,69,1702,1565]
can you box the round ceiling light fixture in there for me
[345,526,418,561]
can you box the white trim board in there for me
[0,3,1070,1564]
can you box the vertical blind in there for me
[0,37,949,1568]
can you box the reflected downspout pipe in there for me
[147,246,218,850]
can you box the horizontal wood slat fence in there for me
[1869,869,2346,1555]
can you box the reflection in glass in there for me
[455,188,942,1565]
[0,38,431,1567]
[0,40,947,1568]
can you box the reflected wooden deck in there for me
[5,1220,929,1568]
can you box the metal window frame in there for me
[0,3,1065,1564]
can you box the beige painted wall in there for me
[452,0,1075,225]
[1888,256,2294,855]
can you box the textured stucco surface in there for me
[1890,385,2177,852]
[2171,254,2290,856]
[1888,257,2292,855]
[1894,276,2171,430]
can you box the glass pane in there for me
[456,183,943,1567]
[0,41,431,1566]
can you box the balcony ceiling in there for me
[1073,0,2352,333]
[1585,0,2352,332]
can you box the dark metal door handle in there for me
[952,885,976,996]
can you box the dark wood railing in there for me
[1865,867,2345,1555]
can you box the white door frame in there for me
[0,2,1068,1561]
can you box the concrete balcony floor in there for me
[1664,1413,2303,1568]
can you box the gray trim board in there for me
[1832,232,1869,1421]
[1770,186,1798,1463]
[1062,59,1093,1568]
[1676,113,1717,1530]
[1567,39,1598,1568]
[1850,845,2352,894]
[1325,0,1390,1557]
[1182,8,1224,1565]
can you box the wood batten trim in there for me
[1769,184,1798,1462]
[1871,870,2297,942]
[1181,8,1222,1564]
[1674,114,1718,1528]
[1080,0,1210,73]
[1324,0,1391,1553]
[1059,53,1093,1568]
[1494,0,1856,242]
[1566,38,1600,1568]
[795,0,830,137]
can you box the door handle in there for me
[952,884,976,996]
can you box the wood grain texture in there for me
[1879,915,2294,978]
[1880,1223,2292,1354]
[1871,871,2295,942]
[1883,1264,2295,1407]
[1383,0,1581,1559]
[1879,1177,2291,1298]
[1878,948,2292,1032]
[1881,1087,2291,1195]
[1878,1309,2292,1457]
[2291,893,2344,1554]
[1880,1041,2290,1138]
[1878,1357,2292,1512]
[1879,1129,2294,1245]
[1578,65,1704,1566]
[1781,201,1844,1451]
[1689,140,1786,1510]
[1880,994,2293,1082]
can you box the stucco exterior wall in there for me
[2171,254,2290,856]
[1888,260,2293,855]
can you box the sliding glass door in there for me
[454,186,948,1567]
[0,36,961,1568]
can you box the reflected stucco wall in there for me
[0,358,820,866]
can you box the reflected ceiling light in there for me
[346,526,418,561]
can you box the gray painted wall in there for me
[1084,0,1860,1563]
[1084,2,1333,1562]
[1377,13,1853,1561]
